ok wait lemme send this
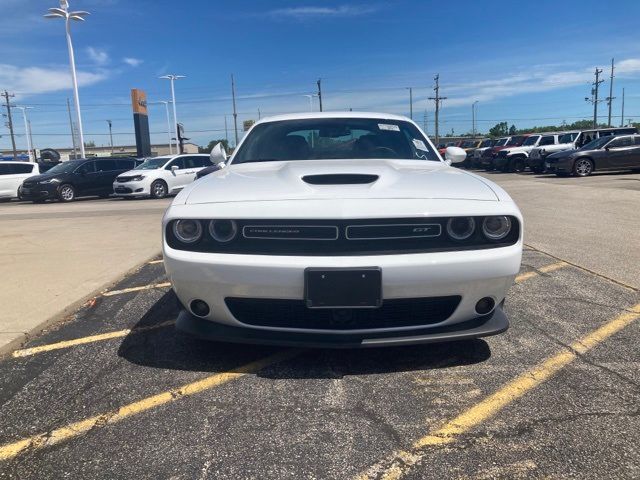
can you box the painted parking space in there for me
[0,249,638,479]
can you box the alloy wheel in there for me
[574,159,593,176]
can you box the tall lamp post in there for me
[15,106,35,162]
[150,101,173,154]
[106,119,113,152]
[44,0,89,159]
[159,75,185,154]
[472,100,479,138]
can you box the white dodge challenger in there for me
[162,112,523,347]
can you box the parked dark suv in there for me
[21,157,139,202]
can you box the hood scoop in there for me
[302,174,379,185]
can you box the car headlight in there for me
[172,220,203,244]
[209,220,238,243]
[482,216,512,240]
[446,217,475,240]
[132,175,145,181]
[41,178,60,184]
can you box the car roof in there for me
[0,160,36,165]
[255,111,412,125]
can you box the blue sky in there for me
[2,0,640,151]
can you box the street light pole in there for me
[159,101,173,154]
[106,119,113,153]
[159,74,185,155]
[472,100,479,138]
[16,106,35,162]
[44,1,90,159]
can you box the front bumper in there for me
[175,304,509,348]
[545,160,571,173]
[164,243,521,341]
[113,180,149,197]
[20,183,57,200]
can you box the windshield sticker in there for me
[378,123,400,132]
[413,139,428,151]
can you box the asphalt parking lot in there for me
[1,171,639,479]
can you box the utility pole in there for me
[472,101,479,138]
[606,58,615,127]
[2,90,18,159]
[106,120,113,153]
[231,74,238,147]
[428,74,447,145]
[423,109,428,135]
[408,87,413,120]
[621,87,625,127]
[586,68,604,128]
[317,78,323,112]
[67,98,78,159]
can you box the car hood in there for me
[547,149,578,160]
[23,172,62,183]
[183,159,499,205]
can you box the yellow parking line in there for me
[355,302,640,480]
[0,349,299,462]
[102,282,171,297]
[515,261,567,284]
[11,321,176,358]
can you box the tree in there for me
[198,139,230,154]
[508,124,517,135]
[488,122,508,137]
[84,140,96,148]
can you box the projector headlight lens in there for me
[446,217,475,240]
[482,216,512,240]
[209,220,238,243]
[172,219,203,244]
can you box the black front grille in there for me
[166,217,520,256]
[225,296,461,330]
[115,186,133,193]
[116,176,136,182]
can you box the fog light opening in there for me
[475,297,495,315]
[190,299,210,318]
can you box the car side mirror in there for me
[210,142,228,167]
[444,146,466,164]
[171,165,179,172]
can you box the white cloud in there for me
[269,4,379,18]
[123,57,143,67]
[86,46,109,65]
[0,64,107,98]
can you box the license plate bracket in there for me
[304,267,382,309]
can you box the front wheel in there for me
[513,157,526,173]
[150,180,168,199]
[573,158,593,177]
[58,184,76,202]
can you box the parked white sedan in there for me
[163,112,523,347]
[113,154,212,199]
[0,161,40,201]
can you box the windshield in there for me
[580,136,612,150]
[134,157,171,170]
[461,140,476,148]
[523,136,540,146]
[232,118,440,164]
[480,139,493,147]
[559,132,579,143]
[506,136,525,146]
[45,160,84,174]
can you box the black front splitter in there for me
[176,306,509,349]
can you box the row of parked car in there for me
[442,126,640,176]
[0,153,220,203]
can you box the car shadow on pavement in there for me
[117,291,492,378]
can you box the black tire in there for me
[58,184,76,202]
[532,166,544,174]
[513,157,526,173]
[573,158,594,177]
[150,180,168,199]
